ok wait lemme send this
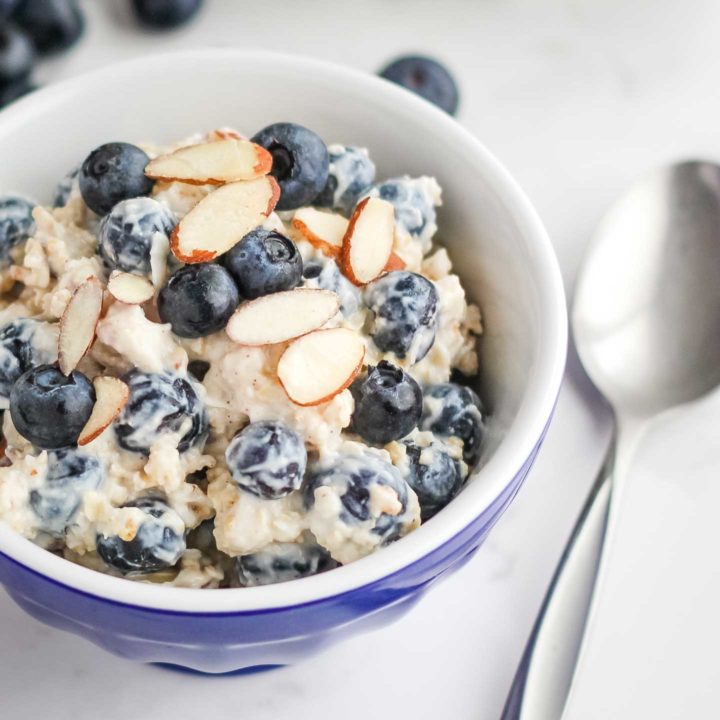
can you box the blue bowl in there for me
[0,51,567,673]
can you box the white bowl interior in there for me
[0,51,566,611]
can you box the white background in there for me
[0,0,716,717]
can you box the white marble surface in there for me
[0,0,717,717]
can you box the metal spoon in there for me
[501,160,720,720]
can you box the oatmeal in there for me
[0,122,484,588]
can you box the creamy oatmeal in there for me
[0,122,484,588]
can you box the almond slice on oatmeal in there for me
[226,288,340,346]
[145,139,273,185]
[340,197,395,285]
[384,252,406,271]
[58,276,104,375]
[170,177,280,263]
[78,376,129,446]
[107,271,155,304]
[277,327,365,406]
[292,207,348,258]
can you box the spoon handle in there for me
[500,448,614,720]
[561,397,720,719]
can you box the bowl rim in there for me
[0,49,567,613]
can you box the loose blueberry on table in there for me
[379,55,460,116]
[131,0,204,29]
[0,121,484,588]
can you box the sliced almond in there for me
[292,207,348,258]
[384,252,406,272]
[208,127,246,141]
[58,277,104,375]
[170,176,280,263]
[107,271,155,305]
[226,289,339,346]
[340,197,395,285]
[78,376,130,446]
[145,139,273,185]
[277,328,365,406]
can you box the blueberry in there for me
[379,55,459,115]
[12,0,84,54]
[131,0,203,29]
[251,122,329,211]
[0,24,34,85]
[314,145,376,215]
[420,383,485,467]
[367,176,441,252]
[96,494,186,574]
[225,421,307,499]
[0,318,57,404]
[223,227,302,299]
[158,263,239,338]
[29,447,103,535]
[99,197,175,275]
[304,452,413,545]
[403,438,466,521]
[187,359,210,382]
[115,371,208,455]
[10,364,94,449]
[236,541,338,587]
[80,142,154,216]
[0,195,35,265]
[52,164,79,207]
[303,258,360,316]
[0,75,35,108]
[0,1,19,20]
[350,361,422,445]
[365,271,438,364]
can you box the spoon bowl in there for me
[573,161,720,417]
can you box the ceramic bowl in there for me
[0,50,566,673]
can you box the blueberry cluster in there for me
[0,1,207,111]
